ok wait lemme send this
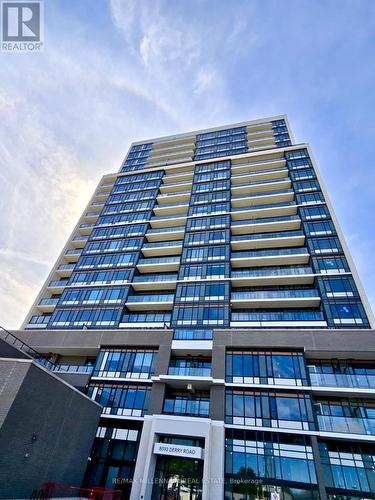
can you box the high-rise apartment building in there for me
[6,115,375,499]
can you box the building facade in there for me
[12,115,375,499]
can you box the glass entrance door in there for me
[151,456,203,500]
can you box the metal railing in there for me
[0,325,55,370]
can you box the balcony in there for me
[231,247,310,267]
[71,235,89,248]
[231,215,301,235]
[231,157,286,174]
[230,310,326,328]
[84,211,99,222]
[94,191,110,201]
[168,366,211,377]
[137,256,180,273]
[163,396,210,418]
[78,222,95,235]
[52,364,94,374]
[56,263,75,277]
[231,230,305,250]
[171,331,213,355]
[231,289,321,308]
[99,181,115,191]
[246,122,273,133]
[158,366,213,388]
[37,297,59,312]
[142,241,183,257]
[247,127,273,138]
[231,201,297,220]
[90,200,105,210]
[148,152,194,168]
[64,248,82,262]
[25,315,50,329]
[149,215,187,229]
[248,141,276,151]
[231,188,294,208]
[163,171,194,183]
[149,147,194,160]
[231,178,291,195]
[125,294,174,311]
[47,279,69,293]
[159,180,192,194]
[231,167,289,185]
[231,266,315,287]
[317,415,375,437]
[157,190,191,204]
[153,139,195,153]
[153,202,189,217]
[132,274,178,291]
[146,226,185,242]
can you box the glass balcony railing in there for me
[232,188,294,200]
[231,266,314,278]
[231,230,304,242]
[163,398,210,418]
[232,158,285,170]
[65,249,82,255]
[137,257,180,265]
[231,310,324,322]
[79,223,95,229]
[232,177,290,188]
[48,280,69,287]
[147,226,185,234]
[158,190,191,197]
[133,274,178,282]
[155,201,189,209]
[167,367,212,377]
[173,329,213,340]
[160,179,192,188]
[309,372,375,389]
[231,289,319,301]
[72,236,88,242]
[57,264,75,271]
[151,213,188,221]
[38,298,59,306]
[52,364,94,373]
[127,294,175,303]
[317,415,375,436]
[232,201,296,213]
[142,241,183,249]
[231,247,309,259]
[231,215,300,226]
[231,166,287,180]
[28,315,50,324]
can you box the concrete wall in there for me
[0,358,101,499]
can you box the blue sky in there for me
[0,0,375,328]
